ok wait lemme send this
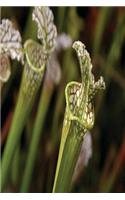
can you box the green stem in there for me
[92,7,113,56]
[57,7,67,33]
[53,120,83,192]
[1,83,33,190]
[1,10,38,187]
[20,83,53,192]
[104,14,125,80]
[11,146,20,186]
[1,40,46,190]
[23,8,37,41]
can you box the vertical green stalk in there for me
[92,7,113,56]
[57,7,67,33]
[1,39,47,191]
[11,146,20,185]
[53,41,105,192]
[10,8,38,184]
[23,7,37,41]
[54,121,83,192]
[20,6,57,192]
[104,13,125,80]
[20,83,53,192]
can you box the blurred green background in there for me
[1,7,125,192]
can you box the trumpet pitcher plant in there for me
[1,6,57,191]
[53,41,105,192]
